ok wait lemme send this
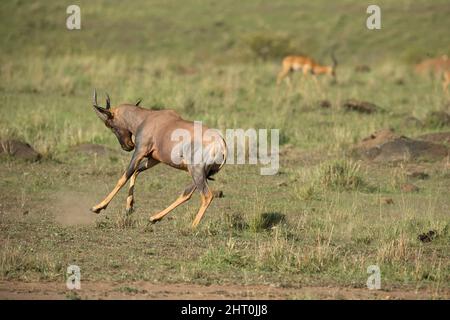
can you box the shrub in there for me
[318,159,364,191]
[248,212,286,233]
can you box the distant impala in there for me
[277,53,337,87]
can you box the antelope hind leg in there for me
[191,188,213,228]
[190,166,214,228]
[149,184,196,223]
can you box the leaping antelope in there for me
[90,90,227,228]
[277,53,337,86]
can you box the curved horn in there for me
[135,98,142,106]
[106,93,111,110]
[93,89,99,107]
[92,89,112,122]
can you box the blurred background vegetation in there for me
[1,0,449,63]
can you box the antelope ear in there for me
[93,105,113,122]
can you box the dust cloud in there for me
[52,192,97,226]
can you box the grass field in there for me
[0,0,449,299]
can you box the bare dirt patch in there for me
[0,281,446,300]
[0,140,41,161]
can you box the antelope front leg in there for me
[91,151,145,214]
[91,173,128,213]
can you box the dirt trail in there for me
[0,281,446,300]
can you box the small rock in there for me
[418,230,437,243]
[351,129,449,162]
[400,183,419,193]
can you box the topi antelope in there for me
[90,90,227,227]
[277,52,338,87]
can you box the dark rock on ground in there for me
[374,138,448,162]
[352,129,449,162]
[0,139,41,161]
[418,230,437,243]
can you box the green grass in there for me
[1,1,449,63]
[0,0,449,298]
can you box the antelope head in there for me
[92,89,135,152]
